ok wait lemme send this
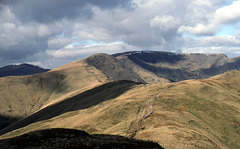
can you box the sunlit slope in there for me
[1,71,239,149]
[0,57,110,130]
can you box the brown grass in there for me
[1,71,240,149]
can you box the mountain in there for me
[0,57,112,131]
[0,51,240,148]
[113,51,240,82]
[0,53,147,132]
[0,128,163,149]
[1,70,240,149]
[0,64,50,77]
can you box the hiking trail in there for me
[127,82,181,138]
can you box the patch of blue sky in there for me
[216,22,240,36]
[216,25,234,36]
[223,0,238,5]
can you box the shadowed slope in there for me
[0,115,21,131]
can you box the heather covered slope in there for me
[114,51,240,82]
[1,71,239,149]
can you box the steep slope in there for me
[86,53,145,83]
[113,51,240,82]
[0,64,50,77]
[1,71,239,149]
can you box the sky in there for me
[0,0,240,68]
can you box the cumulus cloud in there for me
[0,0,240,68]
[214,0,240,24]
[178,23,216,36]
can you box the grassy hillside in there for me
[0,58,111,130]
[1,70,239,149]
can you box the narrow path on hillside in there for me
[127,82,181,139]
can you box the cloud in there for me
[45,42,139,68]
[0,0,240,68]
[214,0,240,24]
[150,15,180,30]
[178,23,216,36]
[47,42,136,59]
[182,34,240,58]
[6,0,131,23]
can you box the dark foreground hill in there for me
[0,128,163,149]
[0,64,50,77]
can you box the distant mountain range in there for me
[0,63,50,77]
[0,51,240,148]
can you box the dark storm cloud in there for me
[6,0,131,23]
